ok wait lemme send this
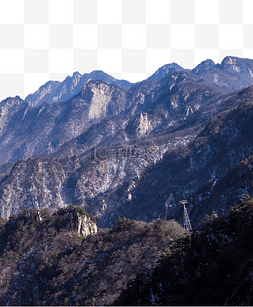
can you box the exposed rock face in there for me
[82,80,126,119]
[36,210,42,222]
[74,212,97,236]
[0,156,81,218]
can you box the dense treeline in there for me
[113,194,253,306]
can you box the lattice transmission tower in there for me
[179,200,192,231]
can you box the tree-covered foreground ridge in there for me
[0,204,185,305]
[113,194,253,306]
[1,196,253,305]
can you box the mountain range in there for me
[24,56,253,107]
[0,56,253,230]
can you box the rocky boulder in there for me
[53,205,97,237]
[74,211,97,236]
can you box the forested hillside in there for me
[0,206,185,305]
[113,194,253,306]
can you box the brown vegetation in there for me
[0,207,185,306]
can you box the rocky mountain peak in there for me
[147,62,184,81]
[0,95,24,106]
[220,56,242,72]
[70,71,82,88]
[220,56,253,73]
[72,71,82,78]
[221,55,238,67]
[189,56,253,92]
[191,59,215,74]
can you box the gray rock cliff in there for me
[74,212,97,236]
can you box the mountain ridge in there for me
[25,70,133,107]
[0,56,253,230]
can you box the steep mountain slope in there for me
[0,84,253,230]
[113,100,253,228]
[0,156,81,218]
[25,70,132,106]
[0,70,222,166]
[0,80,126,165]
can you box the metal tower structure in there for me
[180,200,192,231]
